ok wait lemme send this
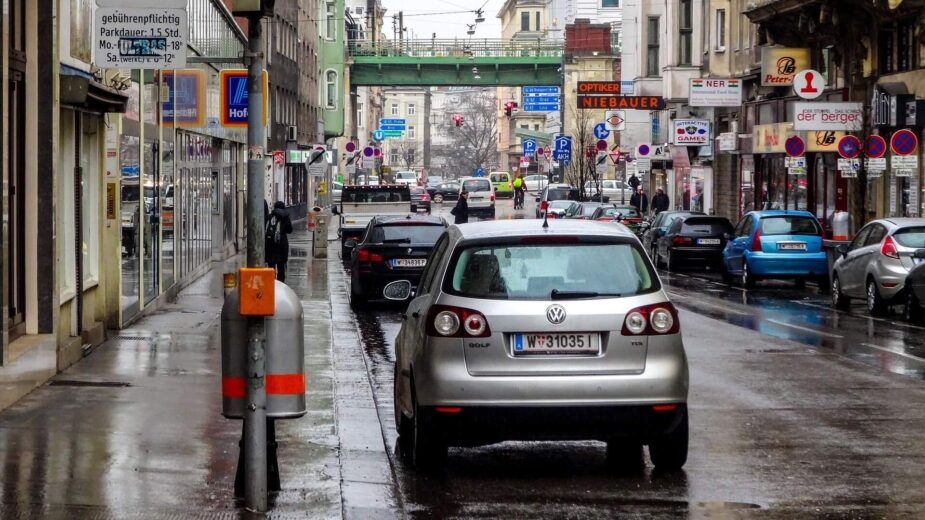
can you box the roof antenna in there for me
[541,201,549,229]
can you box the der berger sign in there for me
[792,102,864,131]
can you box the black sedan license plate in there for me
[513,333,600,355]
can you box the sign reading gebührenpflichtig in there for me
[95,7,188,69]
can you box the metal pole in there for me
[244,16,268,513]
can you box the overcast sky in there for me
[380,0,504,40]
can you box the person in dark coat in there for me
[265,200,294,282]
[652,188,670,214]
[630,187,649,215]
[451,190,469,224]
[628,174,640,191]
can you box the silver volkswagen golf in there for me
[392,220,689,470]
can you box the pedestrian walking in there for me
[628,173,640,191]
[630,187,649,215]
[265,200,294,282]
[652,188,670,214]
[451,190,469,224]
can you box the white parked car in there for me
[523,174,549,193]
[395,170,419,186]
[458,177,496,219]
[584,179,633,202]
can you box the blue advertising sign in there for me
[522,138,537,157]
[163,70,204,126]
[372,129,385,141]
[523,86,561,112]
[379,125,405,131]
[594,123,610,140]
[219,69,267,127]
[554,135,572,162]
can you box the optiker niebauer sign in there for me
[792,102,864,132]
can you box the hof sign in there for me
[95,8,188,69]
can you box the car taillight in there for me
[672,236,693,246]
[881,236,899,259]
[356,249,383,262]
[751,228,762,252]
[426,305,491,338]
[421,193,430,201]
[490,192,496,202]
[621,303,680,336]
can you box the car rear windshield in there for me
[396,172,416,179]
[893,227,925,247]
[613,207,640,218]
[682,217,734,235]
[547,188,578,202]
[372,224,444,244]
[342,188,410,203]
[462,179,491,192]
[444,240,658,300]
[759,216,821,236]
[581,205,602,216]
[490,173,509,182]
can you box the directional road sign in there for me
[594,123,610,140]
[372,129,385,141]
[379,118,406,128]
[523,138,537,157]
[522,86,561,112]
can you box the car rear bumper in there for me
[671,247,724,262]
[422,403,687,446]
[747,251,828,277]
[355,270,424,298]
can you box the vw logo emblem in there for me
[546,304,566,324]
[407,248,413,255]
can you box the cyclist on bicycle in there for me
[513,174,526,209]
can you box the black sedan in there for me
[425,182,460,203]
[654,215,734,271]
[348,214,447,309]
[904,249,925,322]
[410,186,431,213]
[642,210,706,258]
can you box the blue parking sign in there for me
[523,138,537,157]
[554,135,572,162]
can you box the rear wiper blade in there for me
[383,238,411,243]
[550,289,623,300]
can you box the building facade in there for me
[381,88,430,175]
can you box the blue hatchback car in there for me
[722,210,828,288]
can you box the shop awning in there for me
[60,64,129,114]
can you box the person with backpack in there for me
[265,200,294,282]
[513,174,526,209]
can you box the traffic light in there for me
[503,101,518,117]
[452,114,464,127]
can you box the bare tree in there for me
[387,140,419,170]
[564,106,603,201]
[432,91,498,179]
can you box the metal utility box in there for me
[221,281,306,419]
[312,207,329,259]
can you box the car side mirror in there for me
[836,244,849,256]
[913,248,925,259]
[344,239,357,249]
[535,197,541,203]
[383,280,413,301]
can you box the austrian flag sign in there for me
[673,120,710,146]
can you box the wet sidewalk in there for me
[0,229,399,519]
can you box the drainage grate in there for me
[49,380,132,388]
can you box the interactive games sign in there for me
[672,119,710,146]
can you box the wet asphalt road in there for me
[338,196,925,518]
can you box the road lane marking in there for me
[790,300,925,331]
[861,343,925,364]
[765,319,844,339]
[668,293,751,316]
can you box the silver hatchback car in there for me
[832,218,925,315]
[393,220,689,471]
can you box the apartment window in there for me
[391,103,399,116]
[407,149,416,165]
[536,12,541,31]
[357,102,364,127]
[408,125,416,138]
[325,70,337,109]
[898,21,916,72]
[325,1,336,39]
[611,31,621,54]
[715,9,726,51]
[390,149,400,164]
[679,0,693,65]
[647,17,660,77]
[521,11,530,31]
[602,0,619,7]
[534,124,540,131]
[355,6,363,15]
[408,103,416,115]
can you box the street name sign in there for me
[523,86,561,112]
[95,7,188,69]
[689,79,742,107]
